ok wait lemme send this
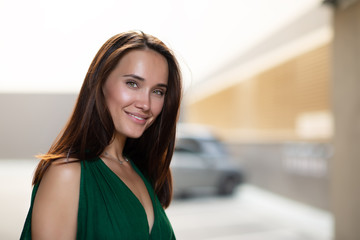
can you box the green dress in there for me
[20,157,176,239]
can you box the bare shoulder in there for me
[44,158,81,182]
[36,158,81,191]
[32,158,81,239]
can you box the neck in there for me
[104,133,127,158]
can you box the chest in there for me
[111,164,155,232]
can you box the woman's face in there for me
[103,49,168,139]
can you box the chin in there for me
[128,133,144,139]
[125,129,146,139]
[117,124,151,139]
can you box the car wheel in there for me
[218,177,237,196]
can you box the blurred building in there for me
[328,0,360,239]
[183,4,333,211]
[0,93,77,159]
[185,5,332,143]
[183,1,360,239]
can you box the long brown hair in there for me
[33,31,182,208]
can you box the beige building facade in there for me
[184,5,333,144]
[185,44,332,142]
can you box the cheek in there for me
[106,87,132,110]
[147,100,164,128]
[152,99,165,117]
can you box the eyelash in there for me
[153,89,165,96]
[126,81,138,88]
[126,81,166,96]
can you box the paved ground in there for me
[167,186,333,240]
[0,159,333,240]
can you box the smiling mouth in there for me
[128,113,145,120]
[126,112,150,122]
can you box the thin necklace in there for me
[103,151,129,165]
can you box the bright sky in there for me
[0,0,319,93]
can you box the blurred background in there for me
[1,0,360,239]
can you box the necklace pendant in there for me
[103,151,128,165]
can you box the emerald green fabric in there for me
[20,157,176,240]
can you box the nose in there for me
[135,91,150,111]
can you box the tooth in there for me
[130,114,144,120]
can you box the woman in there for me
[20,31,182,239]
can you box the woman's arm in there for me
[31,159,81,240]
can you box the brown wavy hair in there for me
[33,31,182,208]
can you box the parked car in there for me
[171,124,244,198]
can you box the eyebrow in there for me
[123,74,168,88]
[123,74,145,81]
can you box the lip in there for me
[125,111,150,124]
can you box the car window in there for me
[175,138,201,153]
[200,140,226,156]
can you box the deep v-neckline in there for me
[98,157,156,235]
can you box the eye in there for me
[153,89,166,96]
[126,81,138,88]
